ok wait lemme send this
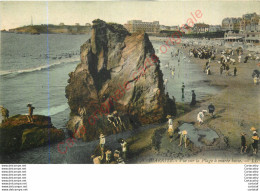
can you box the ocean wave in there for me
[0,57,79,77]
[35,103,69,116]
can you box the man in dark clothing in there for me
[181,82,185,98]
[208,103,215,117]
[234,67,237,76]
[240,133,247,154]
[27,104,35,123]
[190,90,196,106]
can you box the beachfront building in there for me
[193,23,209,33]
[224,31,245,42]
[222,18,242,31]
[85,23,91,27]
[245,32,260,43]
[240,13,260,32]
[124,20,160,34]
[59,23,65,26]
[75,23,80,26]
[209,25,221,32]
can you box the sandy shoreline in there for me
[128,40,260,163]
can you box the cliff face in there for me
[65,19,176,141]
[0,115,65,154]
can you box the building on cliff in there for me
[124,20,160,34]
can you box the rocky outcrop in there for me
[0,115,65,154]
[65,19,176,141]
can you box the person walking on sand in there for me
[208,103,215,117]
[240,133,247,154]
[178,130,188,148]
[190,90,196,106]
[99,133,106,157]
[27,104,35,123]
[167,115,174,142]
[234,67,237,76]
[252,133,259,155]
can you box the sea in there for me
[0,32,218,163]
[0,32,91,128]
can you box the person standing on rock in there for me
[27,104,35,123]
[178,130,188,148]
[240,132,247,154]
[190,90,196,106]
[0,106,9,122]
[99,133,106,157]
[167,115,174,142]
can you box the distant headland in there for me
[1,24,92,35]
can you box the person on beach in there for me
[120,139,128,161]
[181,83,185,97]
[190,90,196,106]
[197,110,207,125]
[208,103,215,117]
[91,154,103,164]
[27,104,35,123]
[0,106,9,122]
[99,133,106,157]
[253,76,259,85]
[240,133,247,154]
[220,66,224,75]
[178,130,188,148]
[238,55,241,63]
[113,150,120,161]
[252,133,259,155]
[167,115,174,142]
[234,67,237,76]
[105,149,112,164]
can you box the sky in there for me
[0,1,260,30]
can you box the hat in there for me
[192,90,195,92]
[99,134,105,138]
[166,115,172,118]
[113,111,118,114]
[27,103,32,107]
[202,110,208,113]
[252,136,259,141]
[182,130,187,135]
[251,127,256,131]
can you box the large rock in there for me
[0,115,65,154]
[65,19,176,141]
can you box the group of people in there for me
[240,127,259,155]
[91,133,128,164]
[0,104,35,123]
[197,103,215,125]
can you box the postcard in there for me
[0,1,260,165]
